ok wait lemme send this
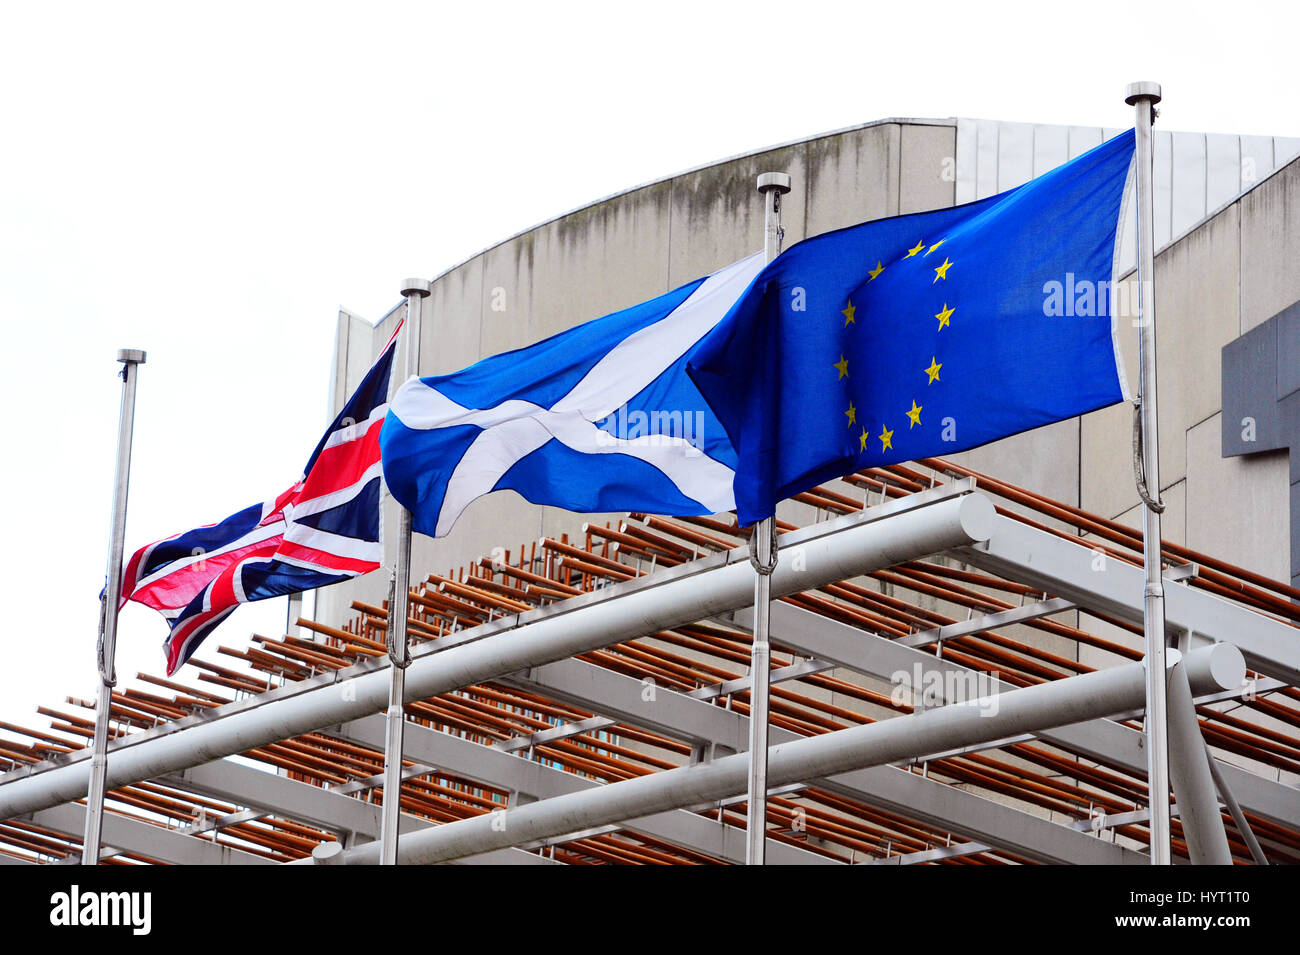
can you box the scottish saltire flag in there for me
[380,254,764,537]
[121,322,402,674]
[688,130,1136,525]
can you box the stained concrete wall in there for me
[1079,157,1299,587]
[317,117,1300,630]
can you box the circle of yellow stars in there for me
[834,235,952,457]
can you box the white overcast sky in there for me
[1,1,1296,733]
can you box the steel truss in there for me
[2,461,1297,866]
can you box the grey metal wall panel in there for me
[1154,127,1174,250]
[1171,132,1207,238]
[1068,124,1104,157]
[1241,135,1276,191]
[1206,133,1242,211]
[996,122,1035,192]
[1222,301,1300,590]
[975,120,1000,198]
[1278,306,1300,401]
[1032,123,1070,177]
[954,118,979,205]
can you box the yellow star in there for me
[906,399,923,429]
[925,356,942,384]
[841,300,856,326]
[933,257,952,283]
[904,239,925,258]
[925,239,945,256]
[935,303,954,329]
[834,354,849,380]
[868,260,885,281]
[879,424,894,451]
[859,428,869,452]
[844,401,856,427]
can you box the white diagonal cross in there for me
[390,253,764,536]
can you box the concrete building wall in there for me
[316,117,1300,628]
[1080,156,1300,587]
[318,118,957,626]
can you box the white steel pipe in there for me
[0,491,995,820]
[380,277,429,865]
[1126,79,1172,865]
[83,348,145,864]
[318,643,1245,865]
[1206,746,1269,865]
[746,169,791,865]
[1166,655,1232,864]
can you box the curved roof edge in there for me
[364,116,958,328]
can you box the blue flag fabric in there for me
[688,130,1136,525]
[380,254,764,538]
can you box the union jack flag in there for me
[121,322,402,675]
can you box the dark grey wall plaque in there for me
[1221,301,1300,590]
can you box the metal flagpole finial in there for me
[116,348,147,365]
[1124,81,1163,106]
[756,172,792,195]
[401,278,431,299]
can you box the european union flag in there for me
[689,130,1136,525]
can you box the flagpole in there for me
[83,348,146,865]
[286,592,302,640]
[745,171,791,865]
[1126,80,1171,865]
[379,278,430,865]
